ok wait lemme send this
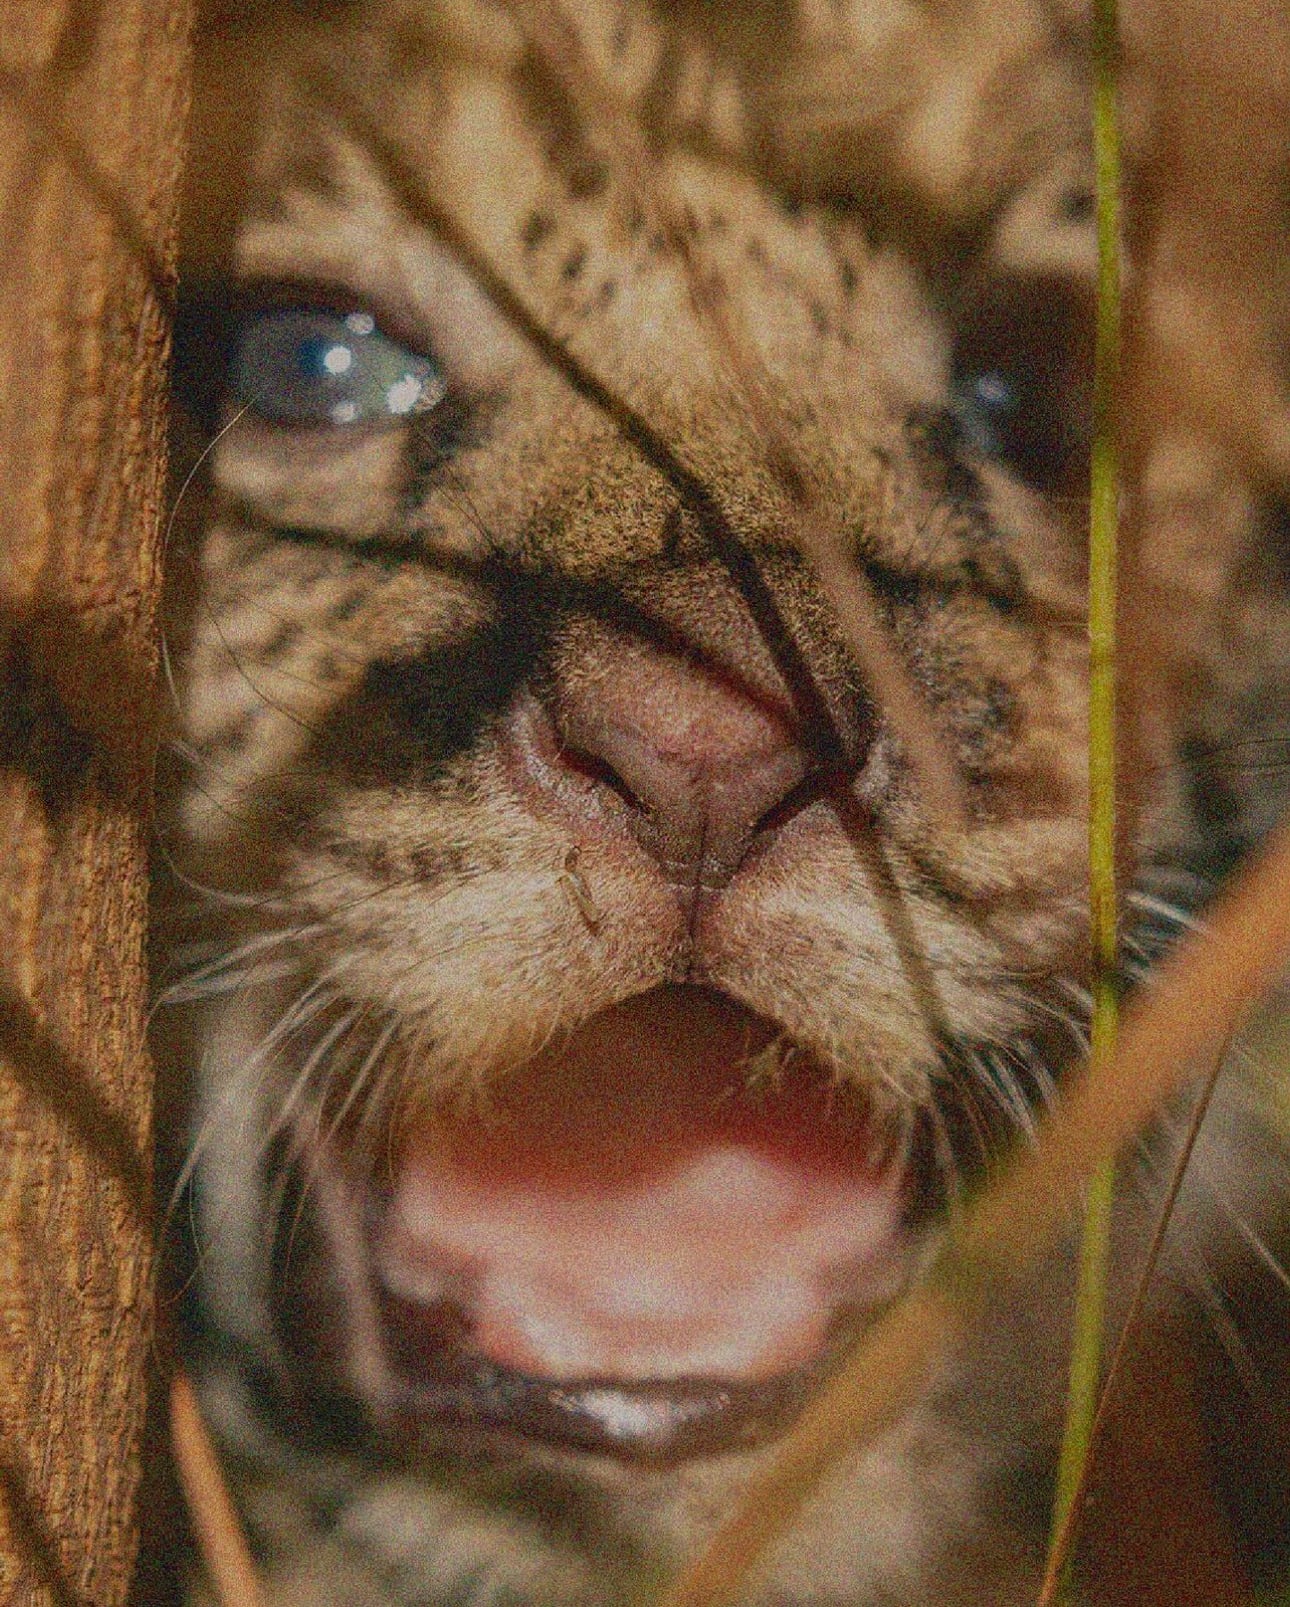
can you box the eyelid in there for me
[232,217,529,385]
[247,277,440,357]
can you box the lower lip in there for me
[378,1312,827,1462]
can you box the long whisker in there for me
[156,927,328,1006]
[171,972,345,1233]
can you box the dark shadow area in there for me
[0,1438,92,1607]
[0,984,151,1225]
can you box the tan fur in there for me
[161,2,1290,1601]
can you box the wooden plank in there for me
[0,3,192,1602]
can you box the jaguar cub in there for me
[160,0,1290,1601]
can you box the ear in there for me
[740,0,1085,220]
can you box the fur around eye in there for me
[233,306,447,428]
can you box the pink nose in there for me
[550,643,816,887]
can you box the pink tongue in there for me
[378,990,905,1381]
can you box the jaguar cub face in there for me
[165,0,1168,1596]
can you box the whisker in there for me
[1180,1254,1267,1403]
[160,405,253,715]
[175,972,347,1228]
[156,928,327,1007]
[322,1017,402,1155]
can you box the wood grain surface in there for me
[0,4,191,1602]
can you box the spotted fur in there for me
[159,1,1290,1601]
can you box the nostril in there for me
[749,765,839,841]
[558,707,697,833]
[550,687,816,885]
[554,737,646,814]
[508,642,832,889]
[507,695,658,825]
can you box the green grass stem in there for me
[1045,0,1122,1594]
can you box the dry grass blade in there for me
[170,1371,267,1607]
[1045,0,1122,1593]
[503,0,968,833]
[1035,1029,1231,1607]
[659,815,1290,1607]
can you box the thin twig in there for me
[1035,1029,1233,1606]
[170,1371,268,1607]
[502,0,968,832]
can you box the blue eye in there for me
[951,369,1018,461]
[233,307,446,427]
[950,276,1093,491]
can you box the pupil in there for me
[297,334,354,380]
[973,372,1013,415]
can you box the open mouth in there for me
[354,986,914,1464]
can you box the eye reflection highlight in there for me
[233,305,446,428]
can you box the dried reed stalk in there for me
[659,814,1290,1607]
[170,1373,267,1607]
[1035,1030,1230,1606]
